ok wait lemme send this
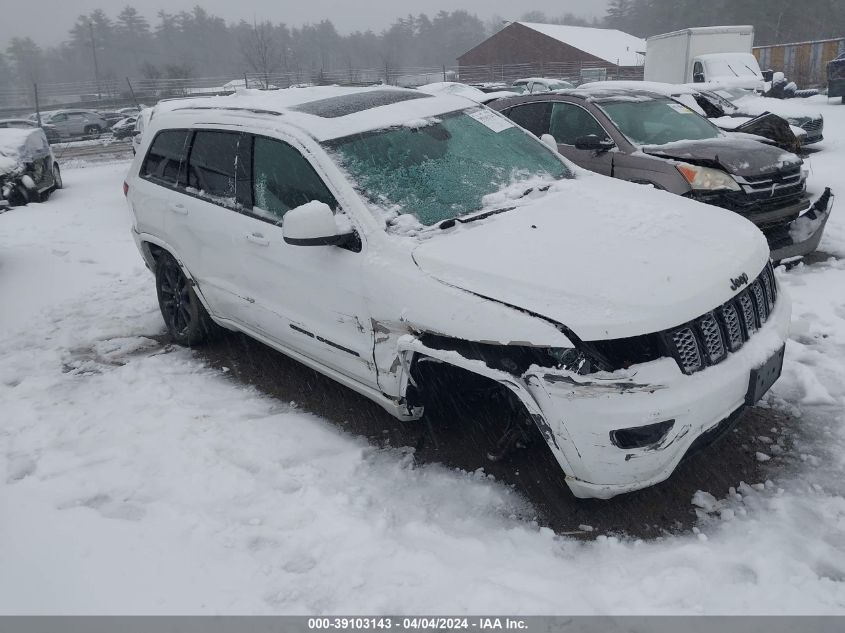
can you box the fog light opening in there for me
[610,420,675,450]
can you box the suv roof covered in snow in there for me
[150,86,474,141]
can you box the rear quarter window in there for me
[141,129,191,187]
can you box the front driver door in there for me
[234,134,377,387]
[548,101,614,176]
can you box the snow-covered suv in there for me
[125,87,790,499]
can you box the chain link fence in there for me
[0,61,644,117]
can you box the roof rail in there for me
[170,105,284,117]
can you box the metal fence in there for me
[0,60,644,117]
[754,37,845,88]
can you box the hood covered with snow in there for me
[733,95,824,122]
[641,137,802,177]
[411,176,770,341]
[0,127,51,175]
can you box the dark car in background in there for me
[110,115,138,140]
[829,52,845,103]
[97,111,127,128]
[489,88,832,261]
[0,127,62,208]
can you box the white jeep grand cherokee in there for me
[125,86,790,499]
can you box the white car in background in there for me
[131,107,154,154]
[417,81,516,104]
[512,77,576,94]
[124,86,789,499]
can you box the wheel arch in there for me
[395,335,577,479]
[139,238,217,318]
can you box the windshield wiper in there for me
[437,184,552,230]
[438,206,515,230]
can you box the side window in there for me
[505,102,552,137]
[187,130,242,204]
[250,136,337,224]
[693,61,704,81]
[549,102,609,145]
[141,129,191,187]
[52,113,67,123]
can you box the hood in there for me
[0,154,19,176]
[411,175,770,341]
[641,136,801,177]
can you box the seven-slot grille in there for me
[800,119,823,133]
[664,263,778,375]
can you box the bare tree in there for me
[240,20,282,88]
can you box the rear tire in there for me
[155,252,217,346]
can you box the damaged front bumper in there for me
[768,187,833,261]
[530,292,790,499]
[398,286,791,500]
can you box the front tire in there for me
[155,252,216,346]
[40,164,62,201]
[52,163,63,190]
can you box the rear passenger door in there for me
[133,128,192,243]
[173,129,255,320]
[48,113,71,137]
[234,134,377,386]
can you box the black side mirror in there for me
[762,69,774,82]
[574,134,614,152]
[693,72,705,83]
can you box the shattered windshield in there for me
[598,98,722,146]
[323,109,571,227]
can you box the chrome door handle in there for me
[168,202,187,215]
[245,232,269,246]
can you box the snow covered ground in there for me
[2,97,845,615]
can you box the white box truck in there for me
[644,25,768,89]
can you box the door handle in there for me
[168,202,187,215]
[245,232,270,246]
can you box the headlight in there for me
[675,162,740,191]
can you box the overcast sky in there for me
[2,0,608,49]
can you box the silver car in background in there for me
[34,109,107,139]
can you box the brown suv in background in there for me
[488,88,832,262]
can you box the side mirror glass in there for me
[540,133,558,152]
[282,201,354,247]
[574,134,614,152]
